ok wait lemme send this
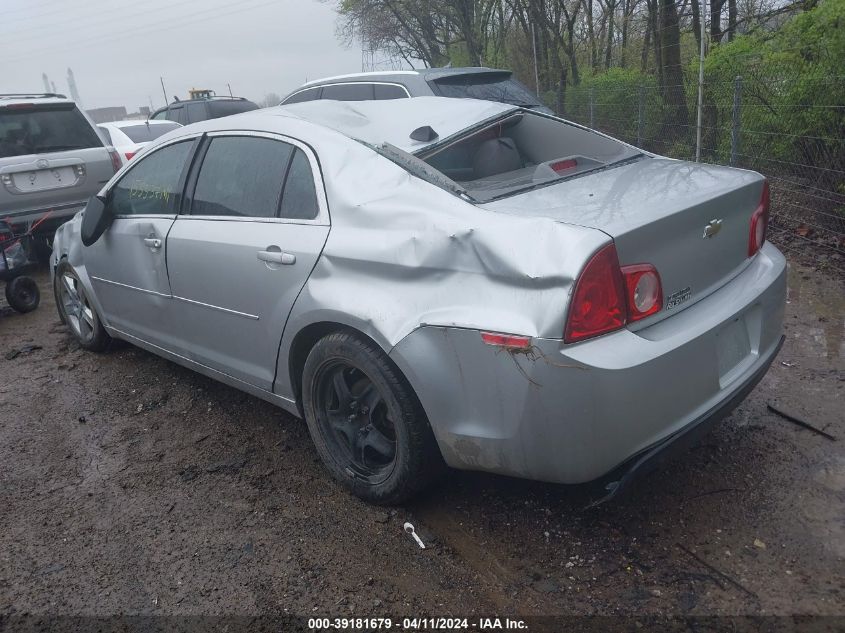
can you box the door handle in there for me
[257,250,295,265]
[143,237,162,249]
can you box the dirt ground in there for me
[0,260,842,624]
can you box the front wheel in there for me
[54,261,110,352]
[302,331,444,504]
[5,276,40,313]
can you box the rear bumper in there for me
[389,242,787,485]
[589,333,784,504]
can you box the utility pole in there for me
[695,0,706,162]
[531,22,540,97]
[160,77,168,105]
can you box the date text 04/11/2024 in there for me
[307,617,528,630]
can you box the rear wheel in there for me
[302,331,443,504]
[5,276,40,313]
[54,261,110,352]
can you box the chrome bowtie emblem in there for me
[703,219,723,238]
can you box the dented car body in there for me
[51,97,786,503]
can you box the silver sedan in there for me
[51,97,786,504]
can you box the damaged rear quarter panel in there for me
[274,135,608,401]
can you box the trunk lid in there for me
[481,157,765,322]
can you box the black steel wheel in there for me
[54,260,110,352]
[316,361,398,484]
[5,276,40,313]
[302,331,444,504]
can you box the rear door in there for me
[84,138,196,347]
[165,132,330,391]
[0,101,114,223]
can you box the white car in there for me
[97,120,182,165]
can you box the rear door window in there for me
[374,84,409,100]
[282,87,321,104]
[279,148,319,220]
[186,102,207,123]
[0,103,102,158]
[191,136,293,218]
[320,83,374,101]
[109,140,193,216]
[166,105,186,124]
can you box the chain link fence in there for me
[561,62,845,274]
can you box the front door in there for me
[84,139,195,347]
[165,133,330,391]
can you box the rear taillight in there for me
[621,264,663,322]
[748,180,770,257]
[125,152,136,161]
[564,244,627,343]
[108,148,122,174]
[564,244,664,343]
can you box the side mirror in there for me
[80,194,113,246]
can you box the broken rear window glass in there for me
[417,111,642,202]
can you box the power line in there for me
[4,0,282,64]
[2,0,244,46]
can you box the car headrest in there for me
[472,137,522,179]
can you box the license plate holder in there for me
[716,316,751,386]
[12,166,77,192]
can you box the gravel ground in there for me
[0,260,842,624]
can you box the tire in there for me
[53,260,110,352]
[5,276,40,313]
[302,331,444,504]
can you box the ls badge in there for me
[703,218,723,238]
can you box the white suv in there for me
[0,93,120,238]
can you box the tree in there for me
[260,93,282,108]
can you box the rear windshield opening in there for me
[120,122,181,143]
[418,111,642,202]
[0,104,102,158]
[428,73,544,109]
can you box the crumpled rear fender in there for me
[273,144,607,402]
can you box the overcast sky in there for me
[1,0,405,111]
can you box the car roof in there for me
[0,94,76,107]
[175,96,517,154]
[300,67,511,88]
[159,96,253,107]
